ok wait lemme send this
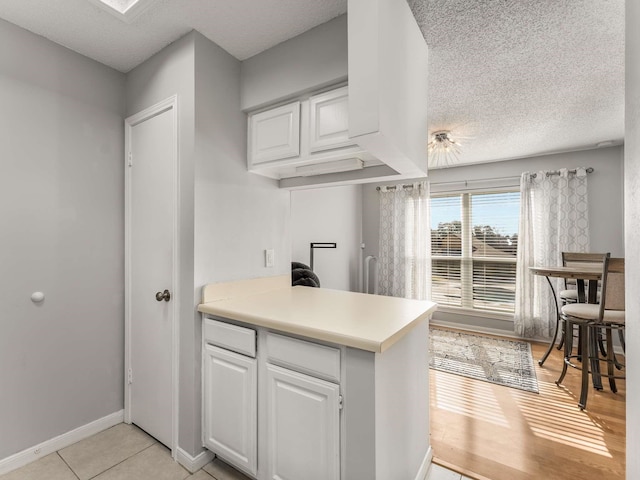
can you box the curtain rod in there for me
[375,167,595,191]
[376,184,416,191]
[530,167,594,179]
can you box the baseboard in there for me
[0,409,124,476]
[415,446,433,480]
[176,447,214,473]
[430,319,526,341]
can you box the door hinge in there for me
[127,368,133,384]
[338,395,344,410]
[128,151,133,167]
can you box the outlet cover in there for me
[265,249,275,267]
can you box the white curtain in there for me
[514,168,590,338]
[377,181,431,300]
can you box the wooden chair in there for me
[556,255,625,410]
[558,252,606,352]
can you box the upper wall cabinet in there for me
[308,87,351,153]
[241,0,428,189]
[248,86,371,180]
[249,102,300,165]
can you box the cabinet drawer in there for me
[266,333,340,383]
[204,318,256,358]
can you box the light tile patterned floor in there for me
[1,423,467,479]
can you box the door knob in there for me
[155,289,171,302]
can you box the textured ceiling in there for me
[410,0,625,167]
[0,0,625,168]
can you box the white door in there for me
[203,344,257,476]
[125,97,177,449]
[266,364,340,480]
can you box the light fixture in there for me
[295,158,364,177]
[428,130,462,167]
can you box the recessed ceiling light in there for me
[87,0,158,23]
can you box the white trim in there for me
[415,446,433,480]
[0,411,124,476]
[124,95,180,458]
[430,318,527,341]
[433,306,514,322]
[175,447,214,473]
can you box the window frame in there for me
[430,186,519,317]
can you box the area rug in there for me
[429,328,539,393]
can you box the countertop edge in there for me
[197,295,437,354]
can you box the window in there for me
[431,190,519,314]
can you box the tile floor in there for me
[1,423,471,480]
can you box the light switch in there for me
[265,249,275,267]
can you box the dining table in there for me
[529,264,603,367]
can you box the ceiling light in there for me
[295,158,364,177]
[428,130,462,168]
[596,140,614,148]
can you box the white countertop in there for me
[197,282,436,353]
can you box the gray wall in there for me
[290,185,362,292]
[125,32,198,454]
[126,31,292,456]
[0,19,125,459]
[240,15,347,111]
[362,146,624,332]
[625,2,639,477]
[192,32,291,454]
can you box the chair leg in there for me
[557,317,565,350]
[556,318,572,386]
[597,329,608,357]
[618,329,626,353]
[579,323,590,410]
[605,326,617,393]
[589,326,603,391]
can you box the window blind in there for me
[431,190,519,313]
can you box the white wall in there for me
[240,15,347,111]
[625,2,639,477]
[362,146,624,332]
[0,19,125,459]
[291,185,362,291]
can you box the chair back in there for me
[602,257,625,311]
[561,252,609,292]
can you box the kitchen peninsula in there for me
[197,275,437,480]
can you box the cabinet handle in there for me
[155,289,171,302]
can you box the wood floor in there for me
[429,328,626,480]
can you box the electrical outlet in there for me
[265,249,275,267]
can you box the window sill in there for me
[432,305,515,322]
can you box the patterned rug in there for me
[429,328,539,393]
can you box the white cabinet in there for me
[249,102,300,165]
[202,317,343,479]
[203,344,257,477]
[266,364,340,480]
[247,86,364,180]
[308,87,351,153]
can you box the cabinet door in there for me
[203,344,257,477]
[266,364,340,480]
[309,86,353,153]
[249,101,300,165]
